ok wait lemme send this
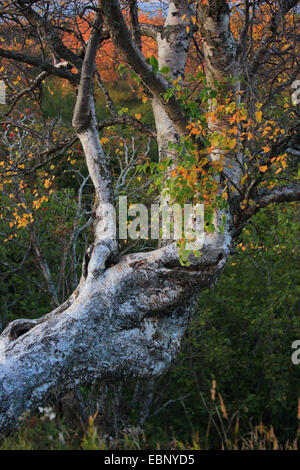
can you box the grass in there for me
[1,394,299,450]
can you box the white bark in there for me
[153,0,193,161]
[196,0,243,186]
[0,233,228,437]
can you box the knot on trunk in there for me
[1,319,38,342]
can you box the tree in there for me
[0,0,299,437]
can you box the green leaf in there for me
[159,66,170,75]
[146,55,159,75]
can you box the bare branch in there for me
[128,0,142,51]
[0,47,79,83]
[15,1,83,71]
[140,23,162,40]
[98,115,156,138]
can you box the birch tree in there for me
[0,0,299,437]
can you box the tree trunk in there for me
[0,235,228,436]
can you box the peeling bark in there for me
[152,0,193,162]
[0,235,228,437]
[197,0,243,186]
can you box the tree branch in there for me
[248,0,299,78]
[128,0,142,51]
[140,23,162,40]
[16,0,83,71]
[0,48,79,83]
[72,11,118,274]
[233,183,300,237]
[100,0,190,138]
[256,183,300,207]
[98,115,156,138]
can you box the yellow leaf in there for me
[259,165,268,173]
[228,138,237,150]
[44,178,51,189]
[255,111,263,123]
